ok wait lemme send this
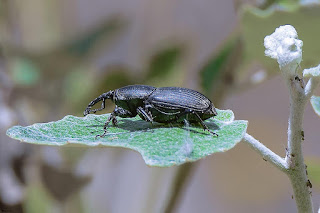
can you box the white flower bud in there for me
[264,25,303,76]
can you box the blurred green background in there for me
[1,0,320,212]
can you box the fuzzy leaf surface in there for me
[311,96,320,117]
[7,109,247,167]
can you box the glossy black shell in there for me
[146,87,216,123]
[114,85,156,115]
[148,87,211,110]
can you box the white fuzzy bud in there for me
[264,25,303,76]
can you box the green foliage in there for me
[67,17,125,57]
[11,58,40,86]
[6,109,247,167]
[24,182,53,213]
[241,3,320,73]
[310,96,320,117]
[147,45,184,79]
[200,38,238,93]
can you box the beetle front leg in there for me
[96,106,134,138]
[95,113,115,138]
[112,106,136,126]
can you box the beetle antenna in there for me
[83,91,114,116]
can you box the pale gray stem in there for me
[285,77,314,213]
[263,25,316,212]
[243,133,288,172]
[244,76,315,212]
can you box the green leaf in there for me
[6,109,247,167]
[311,96,320,117]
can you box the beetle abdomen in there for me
[147,87,212,111]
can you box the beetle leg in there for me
[137,106,154,123]
[192,111,218,136]
[114,106,135,118]
[96,106,134,138]
[96,113,115,138]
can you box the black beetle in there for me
[84,85,218,137]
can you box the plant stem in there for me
[242,133,288,172]
[285,76,313,213]
[163,163,195,213]
[244,75,315,212]
[262,25,318,212]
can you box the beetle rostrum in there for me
[84,85,218,137]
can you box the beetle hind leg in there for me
[193,112,218,137]
[137,106,154,123]
[178,109,217,137]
